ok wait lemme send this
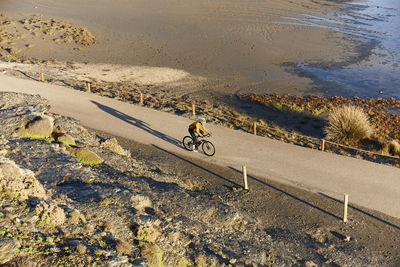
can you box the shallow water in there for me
[286,0,400,98]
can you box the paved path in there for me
[1,74,399,219]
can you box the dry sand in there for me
[0,0,365,96]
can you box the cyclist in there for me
[188,117,210,152]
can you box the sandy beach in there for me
[0,0,367,97]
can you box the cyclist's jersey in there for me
[189,121,209,137]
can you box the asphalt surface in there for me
[1,74,399,218]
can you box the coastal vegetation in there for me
[324,105,374,144]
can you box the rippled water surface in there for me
[287,0,400,98]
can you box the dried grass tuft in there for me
[324,105,374,144]
[388,139,400,156]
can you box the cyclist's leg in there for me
[188,129,198,150]
[189,129,197,142]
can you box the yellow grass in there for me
[325,105,374,143]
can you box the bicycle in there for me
[182,134,215,156]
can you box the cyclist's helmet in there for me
[199,117,206,124]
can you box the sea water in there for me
[285,0,400,98]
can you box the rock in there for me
[100,138,130,157]
[194,254,207,266]
[305,261,318,267]
[106,255,132,267]
[65,146,103,165]
[34,200,66,226]
[115,238,133,255]
[67,209,85,224]
[52,124,65,135]
[140,243,163,267]
[130,194,152,211]
[76,243,87,254]
[134,223,161,243]
[16,115,54,139]
[0,238,20,264]
[0,156,47,200]
[5,47,21,55]
[132,258,148,267]
[56,133,76,146]
[77,126,92,136]
[0,149,8,156]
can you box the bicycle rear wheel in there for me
[182,136,194,151]
[202,141,215,156]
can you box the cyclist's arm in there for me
[201,124,210,135]
[196,123,204,137]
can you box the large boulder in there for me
[16,115,54,139]
[0,156,47,200]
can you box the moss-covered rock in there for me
[56,133,76,146]
[16,115,54,139]
[65,146,103,165]
[100,138,130,157]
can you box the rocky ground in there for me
[0,93,399,266]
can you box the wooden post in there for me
[343,194,349,223]
[192,103,196,116]
[140,93,143,105]
[86,82,91,93]
[40,73,45,82]
[320,139,325,151]
[253,122,257,135]
[242,165,248,190]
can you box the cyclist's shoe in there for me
[193,149,198,152]
[192,145,196,151]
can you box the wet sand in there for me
[0,0,365,96]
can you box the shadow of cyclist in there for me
[91,100,182,148]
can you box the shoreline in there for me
[0,1,373,97]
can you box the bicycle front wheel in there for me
[202,141,215,156]
[182,136,194,151]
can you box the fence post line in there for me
[140,93,143,105]
[343,193,349,223]
[253,122,257,135]
[320,139,325,151]
[41,73,45,82]
[242,165,248,190]
[192,103,196,116]
[86,82,91,93]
